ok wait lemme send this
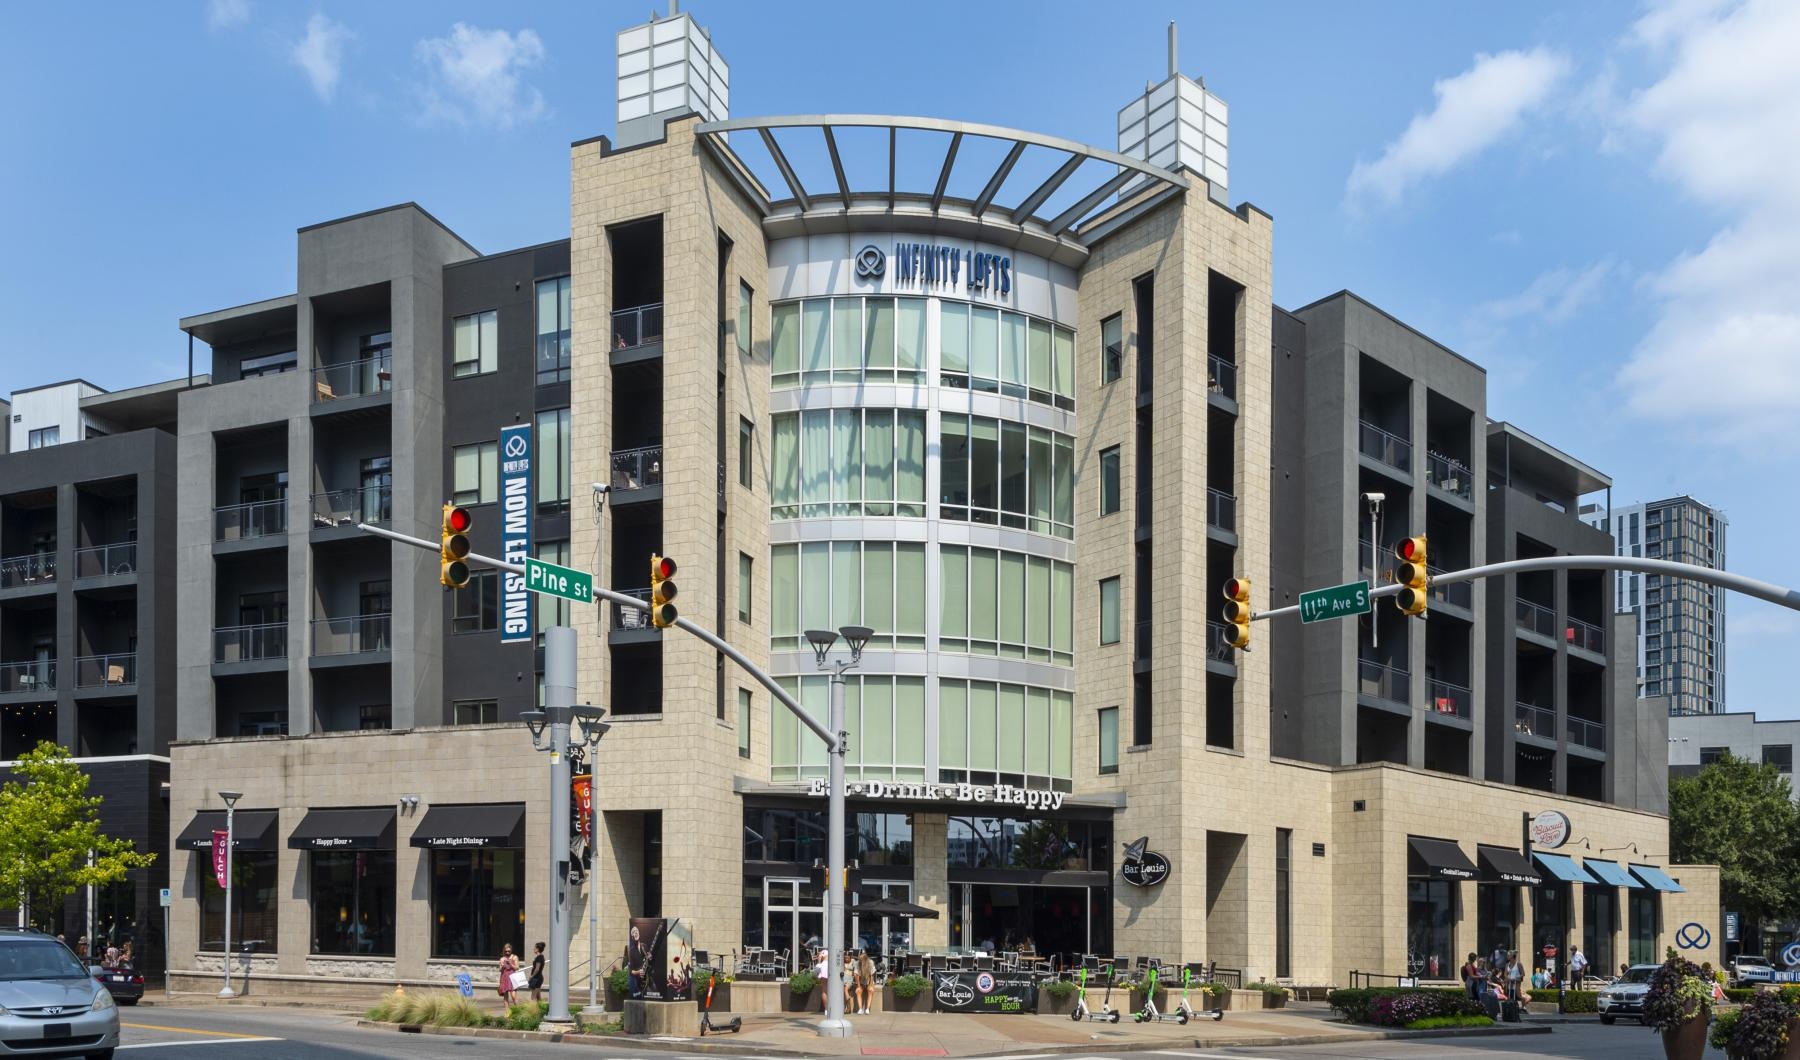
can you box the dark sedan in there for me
[87,965,142,1006]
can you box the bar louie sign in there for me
[805,777,1066,812]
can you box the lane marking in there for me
[121,1037,284,1050]
[121,1022,276,1039]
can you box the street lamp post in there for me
[804,625,872,1039]
[217,790,242,999]
[580,716,610,1019]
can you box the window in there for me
[535,276,572,384]
[738,417,754,490]
[536,542,570,637]
[311,850,396,956]
[1097,707,1119,775]
[1407,879,1454,981]
[240,350,297,378]
[201,849,278,952]
[737,689,752,759]
[359,704,391,731]
[1275,829,1292,978]
[27,426,58,449]
[772,296,926,388]
[938,413,1075,538]
[770,541,927,652]
[452,570,498,634]
[737,281,753,355]
[1099,577,1121,645]
[772,674,927,782]
[452,442,498,505]
[452,310,498,377]
[770,409,928,519]
[431,848,524,958]
[938,545,1074,665]
[453,700,498,725]
[938,300,1077,410]
[536,408,571,512]
[1099,446,1121,515]
[738,552,753,624]
[1100,314,1123,384]
[1699,746,1728,766]
[1764,744,1793,773]
[938,679,1074,788]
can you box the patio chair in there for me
[975,955,994,972]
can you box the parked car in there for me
[1732,954,1775,986]
[0,929,120,1057]
[87,963,143,1006]
[1597,963,1659,1025]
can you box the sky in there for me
[0,0,1795,719]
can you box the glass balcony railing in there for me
[1358,658,1409,704]
[1566,616,1605,654]
[0,660,55,694]
[611,303,664,351]
[611,446,663,492]
[313,614,392,656]
[1567,715,1605,751]
[1207,620,1237,664]
[312,354,392,402]
[1207,355,1236,401]
[1426,452,1473,500]
[75,653,136,688]
[1358,420,1412,472]
[0,553,56,589]
[214,499,287,542]
[213,622,287,664]
[1516,598,1557,638]
[311,486,392,529]
[1428,565,1472,609]
[1515,702,1556,740]
[74,541,137,579]
[1207,488,1235,533]
[611,588,654,631]
[1426,678,1472,719]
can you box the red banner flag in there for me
[212,829,229,888]
[572,775,593,839]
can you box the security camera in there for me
[1362,492,1386,504]
[591,482,610,495]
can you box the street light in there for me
[217,790,242,1000]
[574,706,610,1020]
[520,629,581,1030]
[803,625,872,1039]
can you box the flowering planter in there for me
[884,985,931,1012]
[781,984,820,1013]
[1785,1017,1800,1060]
[1660,1015,1708,1060]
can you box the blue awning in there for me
[1630,864,1687,893]
[1582,858,1643,889]
[1533,851,1598,884]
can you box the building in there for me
[145,8,1721,993]
[1669,710,1798,802]
[1582,496,1727,716]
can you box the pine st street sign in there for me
[1299,580,1372,624]
[524,557,593,605]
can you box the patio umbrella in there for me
[854,896,941,919]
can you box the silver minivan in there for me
[0,932,118,1058]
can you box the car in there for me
[1732,955,1775,986]
[0,929,120,1058]
[84,965,141,1007]
[1597,963,1660,1025]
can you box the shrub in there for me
[1326,987,1478,1025]
[1246,981,1289,995]
[365,989,404,1022]
[503,1001,549,1031]
[1561,989,1598,1013]
[890,973,929,999]
[1643,951,1710,1034]
[1406,1014,1495,1030]
[1729,989,1799,1060]
[1042,978,1077,999]
[789,971,818,996]
[1367,991,1482,1028]
[606,969,630,998]
[435,996,487,1028]
[1203,981,1232,997]
[1711,1009,1741,1051]
[1727,988,1759,1004]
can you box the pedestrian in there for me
[104,944,120,969]
[1569,946,1588,986]
[841,951,857,1012]
[1490,942,1507,971]
[812,947,830,1013]
[1505,952,1524,996]
[529,941,546,1002]
[119,941,133,968]
[1460,952,1479,1000]
[1619,962,1630,979]
[855,950,876,1014]
[75,938,88,961]
[498,943,520,1007]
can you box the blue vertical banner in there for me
[498,424,533,644]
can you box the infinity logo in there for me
[854,244,885,279]
[504,433,528,458]
[1676,922,1711,949]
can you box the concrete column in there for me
[910,815,948,950]
[55,483,77,751]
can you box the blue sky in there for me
[2,1,1796,719]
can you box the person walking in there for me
[498,943,520,1008]
[529,942,546,1002]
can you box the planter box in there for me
[1038,988,1079,1016]
[781,984,821,1013]
[1128,986,1166,1013]
[690,983,730,1012]
[728,980,783,1014]
[884,985,931,1012]
[1241,989,1287,1009]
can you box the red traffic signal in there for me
[444,506,472,534]
[655,556,677,582]
[441,504,473,589]
[650,553,679,628]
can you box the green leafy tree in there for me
[0,742,157,929]
[1669,752,1800,940]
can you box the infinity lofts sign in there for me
[863,242,1013,298]
[804,777,1067,811]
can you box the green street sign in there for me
[524,557,593,605]
[1300,580,1371,623]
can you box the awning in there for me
[1477,845,1543,885]
[1630,864,1687,893]
[287,807,396,851]
[409,803,525,849]
[1533,851,1598,885]
[176,810,279,851]
[1409,837,1478,880]
[1583,858,1644,889]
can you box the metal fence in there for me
[1516,598,1557,638]
[311,486,392,529]
[1428,565,1472,609]
[1426,452,1473,500]
[611,446,663,492]
[311,354,392,402]
[1426,678,1472,719]
[1358,658,1409,704]
[312,614,392,656]
[1567,715,1605,751]
[75,542,137,579]
[1358,421,1412,471]
[1515,702,1556,739]
[611,588,654,631]
[75,653,137,688]
[611,303,664,350]
[1207,488,1235,533]
[213,623,288,664]
[1207,355,1236,401]
[0,553,56,589]
[214,499,287,542]
[1566,616,1604,654]
[0,660,54,694]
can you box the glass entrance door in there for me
[763,877,824,972]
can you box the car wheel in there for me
[1600,1014,1614,1025]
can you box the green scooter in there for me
[1070,960,1122,1022]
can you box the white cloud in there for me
[291,13,352,103]
[206,0,249,31]
[1478,260,1616,325]
[1347,48,1571,209]
[414,23,547,129]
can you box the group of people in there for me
[55,934,132,969]
[809,947,878,1015]
[1461,944,1596,1011]
[495,942,547,1007]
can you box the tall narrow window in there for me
[1098,707,1119,775]
[536,408,571,512]
[1099,446,1121,515]
[738,689,752,758]
[1275,829,1292,978]
[738,552,753,624]
[452,310,498,377]
[1099,577,1121,645]
[738,417,754,489]
[1101,314,1123,384]
[737,281,753,355]
[535,276,572,384]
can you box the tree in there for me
[1669,752,1800,940]
[0,742,157,930]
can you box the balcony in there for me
[1358,421,1412,473]
[1358,658,1409,705]
[214,499,288,543]
[312,355,392,404]
[1207,355,1236,403]
[1566,616,1604,655]
[1516,598,1557,639]
[0,553,55,590]
[311,486,392,531]
[1567,715,1605,752]
[610,446,663,499]
[0,660,54,695]
[213,622,287,666]
[1428,565,1472,610]
[1514,702,1556,740]
[610,588,658,644]
[75,653,136,689]
[1426,678,1473,720]
[1426,452,1473,501]
[611,303,664,356]
[1206,488,1235,536]
[312,614,391,659]
[74,542,137,580]
[1206,620,1238,670]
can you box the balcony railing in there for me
[1207,488,1235,533]
[313,614,392,657]
[214,499,288,542]
[75,653,136,688]
[1207,355,1236,401]
[1426,452,1473,500]
[611,588,654,631]
[0,553,55,589]
[611,446,663,492]
[0,660,54,694]
[1428,564,1472,609]
[311,486,392,529]
[1207,620,1237,664]
[1358,658,1409,704]
[75,541,137,579]
[1358,420,1412,472]
[1516,598,1557,638]
[612,303,664,350]
[213,622,287,664]
[1426,678,1472,719]
[1566,616,1604,654]
[1567,715,1605,751]
[312,354,392,402]
[1515,702,1556,739]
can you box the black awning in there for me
[409,803,525,849]
[176,810,279,851]
[1478,845,1543,886]
[1409,836,1478,880]
[288,807,397,851]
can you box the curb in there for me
[357,1020,813,1055]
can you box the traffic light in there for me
[440,504,472,588]
[1220,576,1252,650]
[1393,535,1429,616]
[649,554,679,628]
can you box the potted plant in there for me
[1038,977,1079,1016]
[1128,976,1166,1015]
[605,968,630,1010]
[783,970,819,1013]
[885,973,931,1013]
[1643,950,1712,1060]
[1725,988,1800,1060]
[1247,981,1290,1009]
[1203,981,1233,1011]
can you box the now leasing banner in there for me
[498,424,533,644]
[211,830,229,887]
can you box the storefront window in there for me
[1583,887,1615,978]
[1477,884,1519,965]
[946,817,1110,872]
[743,808,911,868]
[770,410,927,520]
[1629,890,1658,966]
[311,852,396,957]
[1406,880,1453,980]
[1533,882,1569,973]
[939,547,1074,664]
[769,542,926,653]
[200,851,279,953]
[430,850,523,959]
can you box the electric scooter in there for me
[1070,959,1122,1022]
[1179,961,1226,1022]
[699,968,741,1035]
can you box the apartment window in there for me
[737,689,752,759]
[770,541,927,652]
[1099,577,1121,645]
[1698,746,1728,766]
[1099,446,1121,515]
[27,427,58,449]
[240,350,297,378]
[536,542,570,637]
[452,310,498,377]
[771,409,928,520]
[936,413,1076,538]
[1098,707,1119,775]
[536,408,571,512]
[453,700,498,725]
[359,705,392,731]
[452,570,498,634]
[535,276,572,384]
[771,674,928,782]
[935,679,1074,787]
[738,552,753,624]
[1275,828,1292,979]
[1100,314,1123,384]
[738,417,754,489]
[737,281,753,355]
[452,442,498,505]
[1764,744,1793,773]
[937,545,1075,665]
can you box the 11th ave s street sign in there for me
[525,557,593,604]
[1300,580,1371,623]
